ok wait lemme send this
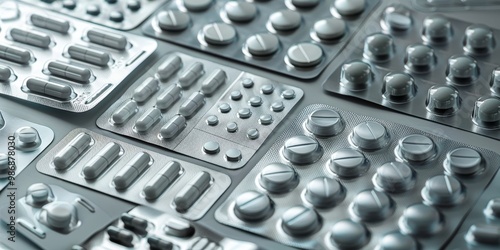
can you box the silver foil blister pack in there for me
[0,183,114,250]
[36,128,231,220]
[0,1,157,112]
[0,110,54,191]
[215,104,500,250]
[79,206,260,250]
[19,0,168,30]
[412,0,500,11]
[97,52,303,169]
[142,0,380,79]
[324,3,500,140]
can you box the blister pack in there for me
[36,128,231,220]
[78,205,260,250]
[0,183,115,250]
[0,1,157,112]
[215,104,500,249]
[324,3,500,140]
[96,53,303,169]
[0,110,54,191]
[412,0,500,11]
[19,0,168,30]
[142,0,380,79]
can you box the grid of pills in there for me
[142,0,380,80]
[0,183,114,250]
[36,129,231,220]
[19,0,168,30]
[0,110,54,191]
[78,206,259,250]
[96,53,303,169]
[324,3,500,140]
[215,104,500,250]
[0,1,157,112]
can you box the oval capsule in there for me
[10,28,51,48]
[26,78,73,100]
[47,61,92,83]
[86,29,128,50]
[160,115,186,140]
[0,44,32,64]
[0,66,12,82]
[30,14,70,34]
[178,62,204,88]
[156,84,181,110]
[113,152,151,190]
[107,226,134,247]
[143,161,181,200]
[53,132,92,170]
[174,171,211,212]
[201,69,226,96]
[157,56,182,80]
[67,45,111,67]
[135,108,161,132]
[179,92,205,118]
[133,77,159,102]
[111,100,138,125]
[82,142,121,179]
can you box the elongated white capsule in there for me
[26,78,73,100]
[82,142,121,179]
[133,77,159,102]
[10,28,51,48]
[160,115,186,139]
[156,84,181,110]
[0,44,31,64]
[178,62,203,88]
[143,161,181,200]
[174,172,211,212]
[111,100,138,125]
[201,69,226,96]
[157,55,182,80]
[178,92,205,118]
[87,29,128,50]
[113,152,151,190]
[47,61,92,83]
[135,108,161,132]
[30,14,70,34]
[53,132,92,170]
[67,45,110,66]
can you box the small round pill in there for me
[446,55,479,84]
[281,206,321,236]
[377,232,419,250]
[464,24,495,55]
[329,148,368,178]
[364,33,394,62]
[444,148,483,175]
[425,85,461,116]
[15,126,41,152]
[224,1,257,23]
[230,90,242,100]
[203,141,220,154]
[202,23,236,45]
[259,114,273,125]
[109,11,124,23]
[305,109,344,137]
[245,33,280,57]
[351,121,390,151]
[86,4,100,15]
[242,78,254,88]
[382,5,412,31]
[399,203,443,236]
[287,43,323,68]
[405,44,436,73]
[283,136,323,165]
[305,177,346,208]
[259,163,299,193]
[423,15,452,43]
[62,0,76,10]
[291,0,320,8]
[330,220,370,249]
[340,60,372,91]
[225,149,242,162]
[382,72,417,103]
[351,189,395,222]
[334,0,366,16]
[473,97,500,128]
[281,89,295,99]
[247,128,259,140]
[374,162,415,193]
[183,0,212,12]
[218,103,231,113]
[234,191,274,222]
[269,10,302,31]
[422,175,465,206]
[26,183,53,205]
[313,18,346,41]
[398,134,436,162]
[261,84,274,94]
[226,122,238,133]
[271,101,285,112]
[249,96,263,107]
[238,108,252,119]
[157,10,190,31]
[127,0,141,11]
[206,115,219,126]
[44,201,75,229]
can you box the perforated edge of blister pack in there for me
[96,52,304,169]
[0,2,157,112]
[215,104,500,250]
[36,128,231,221]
